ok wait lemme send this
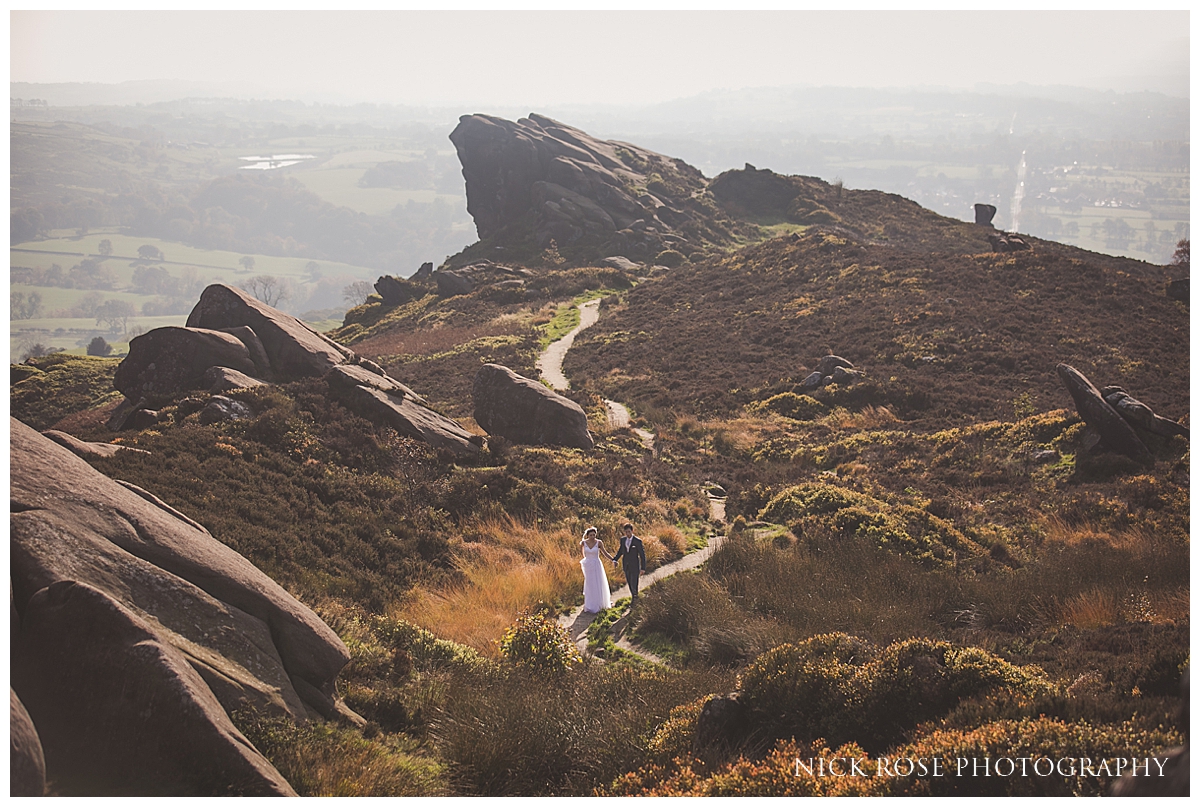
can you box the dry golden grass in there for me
[819,405,901,430]
[1059,589,1121,629]
[398,517,692,652]
[397,517,582,653]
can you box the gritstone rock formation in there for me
[1056,364,1154,466]
[473,363,595,450]
[974,203,998,226]
[187,283,357,379]
[449,113,736,262]
[11,420,358,792]
[326,365,484,456]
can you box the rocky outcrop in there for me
[13,580,295,796]
[42,429,150,459]
[1101,386,1189,440]
[11,421,354,745]
[198,395,253,425]
[187,284,356,379]
[375,274,425,306]
[601,256,641,272]
[205,366,268,394]
[987,232,1032,252]
[326,365,483,457]
[801,356,863,390]
[974,203,997,226]
[1056,364,1154,465]
[436,270,475,297]
[449,113,733,262]
[473,363,594,449]
[10,689,46,797]
[113,327,258,404]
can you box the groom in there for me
[611,522,647,600]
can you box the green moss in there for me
[10,353,122,430]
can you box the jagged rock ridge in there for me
[449,113,742,263]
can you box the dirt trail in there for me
[537,298,655,450]
[558,533,727,662]
[540,297,723,664]
[536,298,601,391]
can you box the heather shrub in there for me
[609,739,888,796]
[232,710,447,796]
[10,354,122,430]
[749,392,826,421]
[758,483,979,565]
[498,612,581,674]
[893,717,1184,796]
[431,664,731,795]
[654,249,686,268]
[738,634,1052,753]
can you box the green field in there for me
[10,233,371,359]
[12,233,379,284]
[293,167,463,216]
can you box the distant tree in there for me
[10,291,43,320]
[86,336,113,356]
[239,255,256,273]
[11,208,43,244]
[343,280,374,307]
[98,239,113,257]
[137,244,164,261]
[95,299,136,335]
[19,343,54,362]
[77,291,103,318]
[1169,239,1189,272]
[306,260,323,281]
[240,275,292,308]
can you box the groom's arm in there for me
[637,539,647,571]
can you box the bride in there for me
[580,526,614,613]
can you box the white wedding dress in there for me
[581,541,611,613]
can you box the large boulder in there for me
[113,327,257,404]
[10,689,46,797]
[12,580,295,796]
[187,284,356,379]
[204,366,268,394]
[449,113,731,261]
[326,365,483,457]
[435,270,475,297]
[1056,364,1153,466]
[10,419,351,718]
[375,274,424,306]
[974,203,997,226]
[1101,386,1189,440]
[472,363,594,449]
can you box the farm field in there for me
[292,167,465,216]
[10,232,381,358]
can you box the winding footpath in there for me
[540,297,727,663]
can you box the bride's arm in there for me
[599,541,615,561]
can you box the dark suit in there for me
[612,534,647,598]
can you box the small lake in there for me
[238,154,316,171]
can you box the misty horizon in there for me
[11,10,1190,108]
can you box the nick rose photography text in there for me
[796,756,1172,779]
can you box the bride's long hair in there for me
[581,525,599,544]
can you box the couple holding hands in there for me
[580,523,646,613]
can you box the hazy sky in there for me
[10,10,1190,106]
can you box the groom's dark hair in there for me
[622,523,633,531]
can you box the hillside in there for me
[10,113,1188,797]
[566,229,1187,424]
